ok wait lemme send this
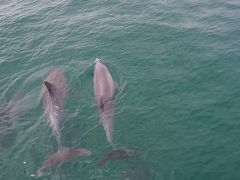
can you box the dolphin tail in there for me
[35,146,92,177]
[97,147,134,166]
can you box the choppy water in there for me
[0,0,240,179]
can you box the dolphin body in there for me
[41,69,67,145]
[93,59,116,148]
[93,59,133,165]
[37,69,91,176]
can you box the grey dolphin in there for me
[93,58,116,148]
[93,58,134,165]
[37,68,91,176]
[41,68,67,145]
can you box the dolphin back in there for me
[41,69,67,145]
[93,60,117,147]
[42,69,68,108]
[93,60,116,109]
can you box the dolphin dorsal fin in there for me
[100,98,104,112]
[99,96,115,112]
[44,81,55,97]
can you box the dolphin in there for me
[36,68,91,176]
[41,69,67,145]
[93,58,134,165]
[93,58,116,148]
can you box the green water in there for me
[0,0,240,179]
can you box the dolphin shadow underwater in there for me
[93,58,134,166]
[35,69,91,177]
[0,87,34,147]
[0,104,13,147]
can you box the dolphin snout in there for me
[94,58,101,64]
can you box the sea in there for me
[0,0,240,179]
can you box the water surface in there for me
[0,0,240,179]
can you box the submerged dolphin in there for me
[0,105,12,146]
[37,68,91,176]
[0,88,31,147]
[93,58,116,148]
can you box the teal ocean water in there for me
[0,0,240,179]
